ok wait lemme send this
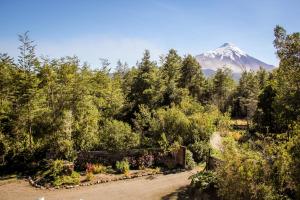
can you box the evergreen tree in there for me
[256,66,269,90]
[161,49,183,106]
[212,67,235,112]
[232,71,259,120]
[273,26,300,132]
[179,55,206,102]
[12,32,40,151]
[129,50,159,110]
[254,84,277,133]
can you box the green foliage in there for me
[216,112,231,135]
[272,26,300,132]
[48,110,77,161]
[160,49,184,106]
[212,67,235,112]
[115,160,130,174]
[254,84,278,133]
[232,71,260,119]
[215,137,288,200]
[190,170,217,192]
[290,131,300,198]
[154,107,190,145]
[179,55,206,102]
[92,164,107,174]
[189,141,210,163]
[100,119,140,152]
[38,160,80,186]
[129,50,160,110]
[185,149,196,169]
[73,96,99,151]
[2,28,299,200]
[188,111,216,142]
[53,171,80,186]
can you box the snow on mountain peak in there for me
[203,42,247,60]
[196,43,275,74]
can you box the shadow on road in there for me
[145,175,157,180]
[160,186,190,200]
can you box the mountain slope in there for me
[196,43,275,74]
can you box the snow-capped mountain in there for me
[196,43,275,74]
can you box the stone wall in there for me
[75,146,186,170]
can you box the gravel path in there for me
[0,170,197,200]
[210,132,223,151]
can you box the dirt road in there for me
[0,170,196,200]
[210,132,223,151]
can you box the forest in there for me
[0,26,299,199]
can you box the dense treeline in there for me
[0,32,235,173]
[0,26,299,199]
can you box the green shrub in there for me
[37,159,80,186]
[116,160,130,174]
[189,170,216,192]
[100,120,140,152]
[53,171,80,186]
[216,112,231,135]
[188,112,216,142]
[152,107,190,146]
[186,149,196,169]
[189,141,211,163]
[215,138,282,200]
[93,164,106,174]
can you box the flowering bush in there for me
[85,163,94,173]
[85,163,106,174]
[127,154,155,169]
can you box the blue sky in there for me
[0,0,299,68]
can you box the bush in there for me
[37,160,79,186]
[216,112,231,135]
[127,154,155,169]
[93,164,106,174]
[85,163,106,174]
[100,120,140,152]
[152,107,190,145]
[215,138,282,200]
[186,149,196,169]
[188,112,216,142]
[189,141,210,163]
[85,171,94,182]
[116,160,130,174]
[53,171,80,186]
[189,170,216,192]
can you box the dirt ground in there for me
[0,170,197,200]
[210,132,223,151]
